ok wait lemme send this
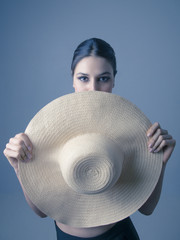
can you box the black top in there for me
[54,217,140,240]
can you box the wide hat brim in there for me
[19,91,163,227]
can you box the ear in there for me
[112,79,115,88]
[72,78,75,89]
[72,71,75,88]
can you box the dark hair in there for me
[71,38,117,77]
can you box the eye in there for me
[77,76,89,82]
[98,76,110,82]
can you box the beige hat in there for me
[19,91,163,227]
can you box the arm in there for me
[16,170,47,218]
[4,133,47,218]
[139,162,166,215]
[139,122,176,215]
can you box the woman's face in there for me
[73,56,115,93]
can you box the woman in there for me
[4,38,176,239]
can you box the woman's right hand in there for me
[3,133,33,174]
[4,133,47,217]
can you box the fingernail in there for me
[148,143,152,148]
[149,148,153,153]
[28,146,32,152]
[27,152,32,160]
[147,132,151,137]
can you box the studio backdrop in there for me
[1,0,179,239]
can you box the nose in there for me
[89,80,99,91]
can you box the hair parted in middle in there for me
[71,38,117,77]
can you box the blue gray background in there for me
[1,0,179,239]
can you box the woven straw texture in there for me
[19,91,163,227]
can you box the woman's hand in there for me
[3,133,47,218]
[3,133,33,174]
[139,122,176,215]
[147,122,176,164]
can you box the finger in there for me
[149,134,172,152]
[153,139,175,153]
[6,142,32,160]
[15,133,33,152]
[6,141,23,153]
[9,137,29,156]
[147,122,161,137]
[3,148,26,172]
[148,128,168,148]
[8,139,30,160]
[4,148,24,162]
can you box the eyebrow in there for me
[76,72,111,76]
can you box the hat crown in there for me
[59,133,124,194]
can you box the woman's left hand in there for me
[147,122,176,164]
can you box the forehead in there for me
[74,56,113,75]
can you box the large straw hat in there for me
[19,91,163,227]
